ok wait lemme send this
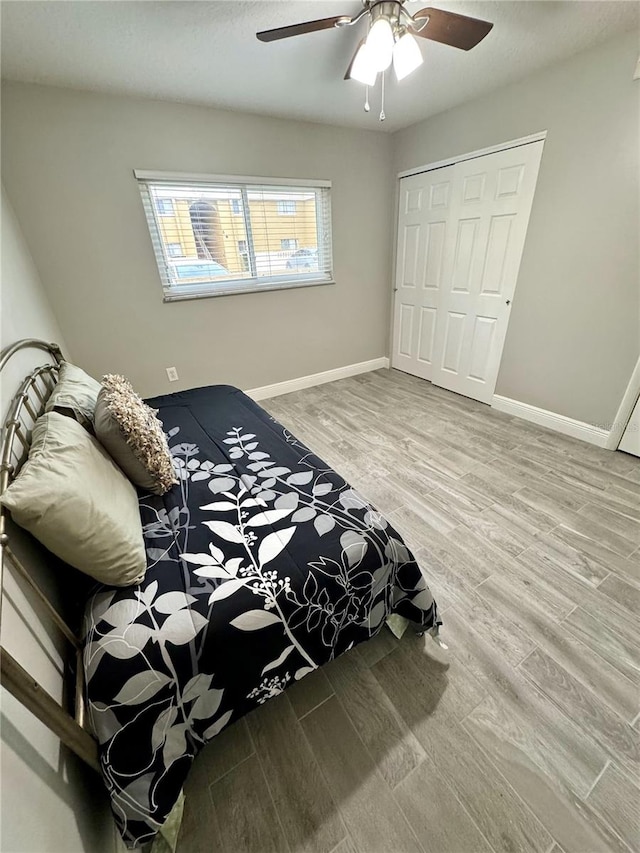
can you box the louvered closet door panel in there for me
[392,168,454,381]
[430,141,544,403]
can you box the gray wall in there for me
[393,31,640,428]
[3,32,638,425]
[1,83,393,398]
[1,188,69,397]
[1,187,115,853]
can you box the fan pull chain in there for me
[364,14,372,114]
[379,70,386,122]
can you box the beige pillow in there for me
[0,412,146,587]
[45,361,102,426]
[94,375,177,496]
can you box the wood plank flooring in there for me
[177,369,640,853]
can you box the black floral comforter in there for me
[83,385,440,847]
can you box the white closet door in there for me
[392,140,544,404]
[391,166,454,381]
[431,142,544,403]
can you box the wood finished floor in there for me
[177,369,640,853]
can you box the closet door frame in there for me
[396,131,548,181]
[607,355,640,451]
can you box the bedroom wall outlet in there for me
[166,366,179,382]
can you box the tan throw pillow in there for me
[94,374,177,496]
[0,412,146,587]
[45,361,102,426]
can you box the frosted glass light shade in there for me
[350,42,378,86]
[366,18,394,72]
[393,31,423,81]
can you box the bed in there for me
[0,342,441,849]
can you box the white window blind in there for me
[135,171,333,301]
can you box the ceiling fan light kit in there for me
[393,31,424,81]
[366,17,395,71]
[350,41,378,86]
[256,1,493,121]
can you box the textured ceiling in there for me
[1,1,637,132]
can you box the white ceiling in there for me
[1,1,637,132]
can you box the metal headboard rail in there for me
[0,339,100,772]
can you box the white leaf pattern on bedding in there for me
[258,526,296,565]
[102,599,144,629]
[95,635,148,662]
[180,549,223,566]
[161,610,207,645]
[114,671,172,705]
[246,509,294,527]
[274,492,299,510]
[230,610,282,631]
[207,477,236,493]
[261,645,295,675]
[314,514,335,536]
[294,666,316,680]
[224,557,243,575]
[208,578,245,604]
[202,519,245,543]
[193,565,233,580]
[181,673,213,704]
[84,387,440,849]
[153,592,197,614]
[292,507,316,522]
[163,724,188,767]
[151,706,177,754]
[203,709,233,740]
[287,471,314,486]
[340,530,368,567]
[190,688,223,721]
[199,500,237,512]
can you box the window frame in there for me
[135,170,333,302]
[166,242,184,258]
[156,198,174,216]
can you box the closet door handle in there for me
[505,299,511,305]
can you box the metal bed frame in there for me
[0,338,99,772]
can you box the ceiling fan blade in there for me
[257,16,347,43]
[411,7,493,50]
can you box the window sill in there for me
[163,278,335,303]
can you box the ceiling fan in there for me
[256,1,493,120]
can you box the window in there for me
[237,239,249,271]
[277,200,296,215]
[167,242,183,257]
[156,198,174,216]
[136,171,333,301]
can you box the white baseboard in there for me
[246,357,390,401]
[491,395,611,448]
